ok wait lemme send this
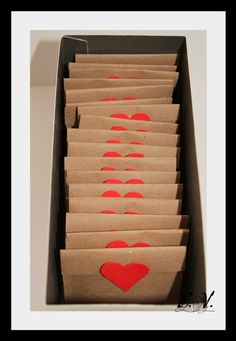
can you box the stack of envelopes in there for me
[61,53,189,304]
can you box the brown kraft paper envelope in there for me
[78,115,179,134]
[69,69,179,84]
[67,142,180,158]
[66,213,189,232]
[74,103,180,123]
[65,104,179,128]
[65,229,189,249]
[69,62,177,71]
[64,78,175,90]
[75,54,178,65]
[68,197,182,214]
[65,157,177,171]
[65,98,173,125]
[67,183,183,199]
[67,129,180,147]
[65,170,181,185]
[60,246,185,303]
[65,85,174,104]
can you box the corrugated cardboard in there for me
[67,129,180,147]
[67,142,180,158]
[75,54,178,65]
[65,170,181,184]
[68,197,182,214]
[69,62,177,71]
[60,246,185,303]
[65,85,174,104]
[67,183,183,199]
[64,78,175,90]
[64,156,177,171]
[65,229,189,249]
[66,213,189,232]
[77,115,179,134]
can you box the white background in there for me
[12,11,225,330]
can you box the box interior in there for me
[46,35,205,307]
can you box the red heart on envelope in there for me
[103,151,144,158]
[106,240,151,248]
[101,190,144,198]
[111,113,150,121]
[100,262,149,291]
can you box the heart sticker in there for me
[111,113,150,121]
[103,152,144,158]
[106,240,151,248]
[103,179,144,184]
[101,191,144,198]
[100,262,149,291]
[111,126,148,132]
[106,139,143,145]
[100,167,137,171]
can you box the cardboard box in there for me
[46,35,205,310]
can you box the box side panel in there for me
[175,41,206,298]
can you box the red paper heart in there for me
[101,191,144,198]
[100,262,149,291]
[102,97,117,101]
[108,75,121,79]
[106,139,121,144]
[131,113,150,121]
[125,153,144,158]
[100,210,116,214]
[123,97,137,100]
[102,190,121,197]
[111,113,129,119]
[106,240,129,248]
[103,179,123,184]
[130,141,143,145]
[103,152,144,158]
[111,126,128,131]
[103,179,144,184]
[106,240,151,248]
[110,113,150,121]
[125,179,144,184]
[103,151,122,157]
[101,167,116,171]
[123,191,144,198]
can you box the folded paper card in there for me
[66,183,183,199]
[75,54,178,65]
[65,170,181,184]
[60,246,186,303]
[66,212,189,232]
[69,63,177,71]
[68,197,182,214]
[65,156,177,171]
[69,69,179,85]
[77,115,178,134]
[67,142,180,158]
[65,85,174,103]
[65,229,189,249]
[64,78,175,90]
[65,98,173,121]
[67,129,180,147]
[73,104,180,123]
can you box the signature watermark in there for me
[175,291,215,314]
